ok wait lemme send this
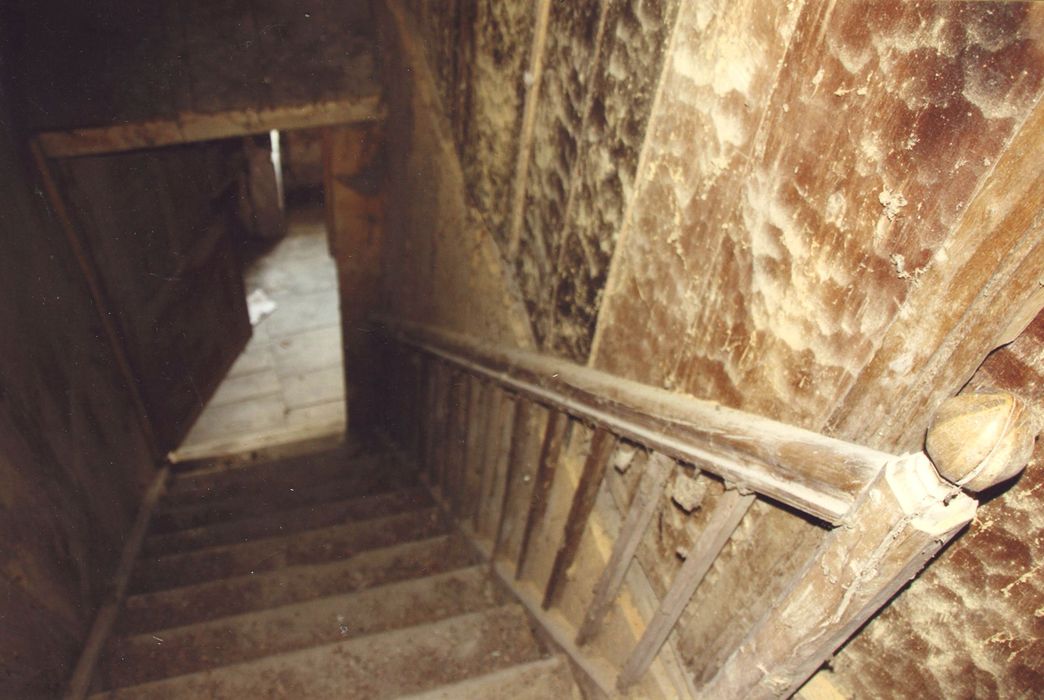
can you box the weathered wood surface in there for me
[593,1,1044,448]
[576,452,674,646]
[617,488,755,690]
[700,455,977,699]
[376,0,537,350]
[379,319,893,523]
[16,0,378,135]
[37,98,385,158]
[0,98,155,697]
[823,311,1044,699]
[543,428,617,609]
[57,146,251,452]
[516,410,571,579]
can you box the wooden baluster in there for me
[471,384,501,532]
[516,410,571,580]
[542,427,617,610]
[443,371,468,513]
[432,364,452,493]
[478,391,517,538]
[460,378,491,522]
[617,487,755,690]
[449,374,476,515]
[491,398,531,563]
[576,452,674,646]
[417,355,436,470]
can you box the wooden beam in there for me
[617,488,755,690]
[543,427,617,609]
[64,466,169,700]
[576,452,674,646]
[698,454,977,699]
[378,318,890,524]
[516,410,571,580]
[36,95,385,158]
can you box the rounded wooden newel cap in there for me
[925,392,1037,492]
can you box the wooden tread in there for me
[143,486,431,556]
[120,534,477,634]
[98,566,502,690]
[130,508,443,593]
[90,604,543,699]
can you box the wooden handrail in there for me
[376,317,892,524]
[376,318,1037,698]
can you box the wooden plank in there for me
[515,410,571,580]
[64,467,169,700]
[378,318,892,523]
[28,142,160,458]
[616,488,755,690]
[575,451,674,646]
[542,427,617,609]
[699,455,977,699]
[492,399,533,563]
[36,97,385,158]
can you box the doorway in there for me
[173,128,347,462]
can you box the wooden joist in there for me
[377,318,891,524]
[36,96,385,158]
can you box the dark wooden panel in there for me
[58,143,251,451]
[0,99,154,697]
[515,1,607,345]
[545,0,680,361]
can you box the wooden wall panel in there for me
[375,0,535,349]
[594,1,1043,432]
[546,0,680,361]
[515,1,607,345]
[59,144,252,451]
[825,312,1044,697]
[458,0,535,247]
[0,102,154,696]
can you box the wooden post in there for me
[617,488,755,690]
[492,399,532,563]
[698,454,975,699]
[576,452,675,646]
[543,428,617,609]
[516,410,572,580]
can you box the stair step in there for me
[130,508,443,594]
[163,446,395,506]
[399,655,583,700]
[119,534,477,634]
[151,468,412,534]
[143,487,431,556]
[99,566,501,690]
[90,604,543,699]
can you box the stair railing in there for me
[373,317,1034,698]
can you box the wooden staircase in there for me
[86,444,583,699]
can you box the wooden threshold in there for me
[37,94,385,158]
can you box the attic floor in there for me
[173,206,346,462]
